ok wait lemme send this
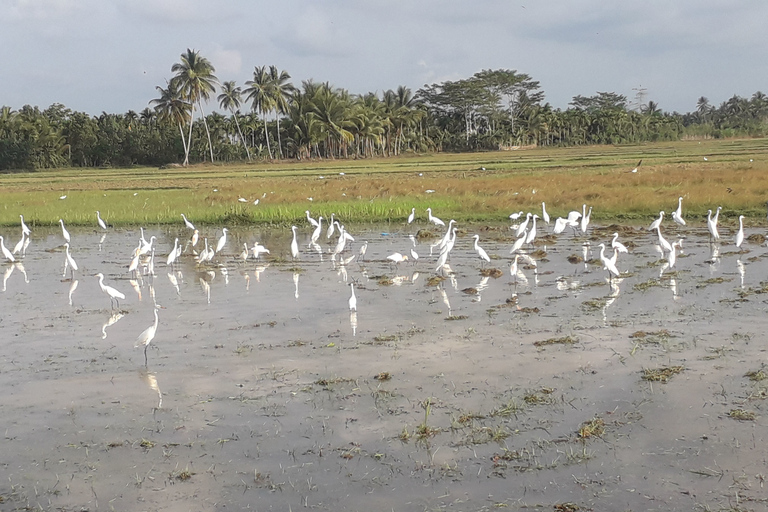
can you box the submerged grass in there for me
[3,138,768,226]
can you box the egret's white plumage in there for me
[671,197,686,226]
[407,208,416,224]
[96,211,108,230]
[472,235,491,264]
[290,226,299,259]
[648,211,664,231]
[306,210,319,228]
[64,242,78,278]
[580,205,592,234]
[735,215,745,249]
[707,207,721,241]
[611,233,628,253]
[510,230,527,254]
[12,233,25,256]
[515,213,532,238]
[348,282,357,311]
[426,208,445,227]
[656,226,673,253]
[181,214,196,230]
[135,307,160,366]
[20,215,31,236]
[96,272,125,308]
[310,217,323,244]
[167,238,179,266]
[0,236,15,263]
[59,219,71,243]
[541,202,550,224]
[216,228,228,253]
[387,252,408,264]
[598,243,620,280]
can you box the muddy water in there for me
[1,222,767,511]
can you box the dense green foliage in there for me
[3,50,768,171]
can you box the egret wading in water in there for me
[348,282,357,311]
[426,208,445,227]
[290,226,299,260]
[541,202,550,224]
[598,243,620,283]
[611,233,628,254]
[216,228,228,253]
[407,208,416,224]
[64,243,78,279]
[472,234,491,266]
[0,236,15,263]
[95,272,126,309]
[59,219,71,243]
[20,215,31,236]
[707,207,721,242]
[136,306,160,366]
[648,211,664,232]
[671,197,686,226]
[735,215,745,250]
[181,214,196,230]
[96,211,108,230]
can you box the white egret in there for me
[348,282,357,311]
[181,213,196,230]
[667,241,680,270]
[426,208,445,227]
[166,238,179,267]
[580,205,592,234]
[96,211,108,230]
[20,215,31,236]
[648,211,664,231]
[438,220,457,250]
[735,215,745,249]
[671,197,686,226]
[305,210,320,228]
[611,233,628,253]
[407,208,416,224]
[240,243,250,261]
[191,229,199,247]
[515,213,532,237]
[135,307,160,366]
[310,217,323,244]
[509,211,524,221]
[598,243,620,281]
[510,254,520,284]
[0,236,15,263]
[707,208,720,242]
[95,272,126,309]
[510,230,527,254]
[290,226,299,259]
[387,252,408,265]
[59,219,71,243]
[472,235,491,265]
[12,233,25,255]
[656,226,673,253]
[541,202,550,224]
[525,215,539,246]
[216,228,228,253]
[326,213,336,238]
[139,235,156,256]
[64,243,78,279]
[410,248,419,263]
[553,217,568,234]
[359,241,368,261]
[252,243,270,260]
[566,210,582,224]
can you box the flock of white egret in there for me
[0,197,755,366]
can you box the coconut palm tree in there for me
[170,48,218,165]
[150,81,192,157]
[218,80,251,161]
[244,65,275,159]
[269,66,295,159]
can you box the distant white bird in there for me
[252,242,270,260]
[580,205,592,234]
[216,228,228,253]
[95,272,125,309]
[510,254,520,284]
[671,197,686,226]
[59,219,71,243]
[525,215,539,246]
[426,208,445,227]
[735,215,745,249]
[290,226,299,259]
[566,210,582,224]
[410,248,419,262]
[181,213,196,230]
[628,159,642,173]
[407,207,416,224]
[515,213,532,238]
[64,242,78,278]
[509,211,524,221]
[0,236,15,263]
[472,234,491,265]
[348,282,357,311]
[238,197,248,203]
[96,211,108,230]
[611,233,628,253]
[135,307,160,366]
[310,216,324,244]
[510,230,527,254]
[386,252,408,265]
[240,243,250,261]
[438,219,457,250]
[648,211,664,231]
[191,229,199,247]
[305,210,319,228]
[598,243,620,281]
[553,217,568,234]
[358,241,368,261]
[167,238,179,267]
[541,202,550,224]
[139,235,156,256]
[707,207,721,242]
[20,215,31,236]
[656,226,673,253]
[326,213,336,239]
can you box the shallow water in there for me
[1,221,767,511]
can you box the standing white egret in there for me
[541,202,550,224]
[525,215,539,247]
[515,213,532,237]
[410,248,419,263]
[240,243,250,261]
[290,226,299,259]
[407,208,416,224]
[671,197,686,226]
[667,241,680,270]
[359,241,368,261]
[348,282,357,311]
[59,219,71,243]
[216,228,228,253]
[20,215,31,236]
[305,210,319,228]
[510,255,520,284]
[386,252,408,265]
[0,236,15,263]
[252,242,270,260]
[310,217,323,245]
[438,220,457,250]
[190,229,199,248]
[181,214,196,230]
[735,215,745,250]
[707,208,720,242]
[12,233,25,256]
[472,235,491,265]
[96,211,108,230]
[139,235,156,256]
[326,213,336,239]
[64,243,78,279]
[656,226,673,253]
[580,205,592,234]
[509,211,524,221]
[426,208,445,227]
[135,307,160,366]
[598,243,620,281]
[95,272,126,309]
[510,230,527,254]
[167,238,179,267]
[611,233,628,253]
[648,211,664,231]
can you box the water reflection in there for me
[737,259,745,288]
[349,311,358,336]
[293,272,300,299]
[102,310,125,339]
[68,279,79,306]
[139,369,163,409]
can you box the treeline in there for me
[2,48,768,170]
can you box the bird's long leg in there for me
[144,345,148,366]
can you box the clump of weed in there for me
[445,315,469,321]
[641,365,685,382]
[415,398,440,440]
[416,229,437,239]
[462,287,478,295]
[489,400,521,418]
[374,372,392,381]
[747,233,766,244]
[566,254,583,264]
[745,369,768,381]
[524,387,555,405]
[530,249,547,258]
[377,276,394,286]
[634,279,661,291]
[138,439,156,449]
[554,504,581,512]
[727,409,756,421]
[518,306,540,313]
[534,335,577,347]
[480,268,503,278]
[577,417,605,439]
[373,334,398,342]
[315,377,355,388]
[426,275,446,286]
[696,277,732,288]
[457,412,486,424]
[174,466,194,481]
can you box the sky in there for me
[2,0,767,116]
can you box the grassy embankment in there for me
[1,138,767,228]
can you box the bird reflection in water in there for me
[68,279,79,306]
[139,369,163,409]
[349,311,358,337]
[102,310,125,339]
[293,272,300,299]
[737,259,745,289]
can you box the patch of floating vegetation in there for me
[634,279,662,291]
[479,267,503,278]
[696,277,733,288]
[566,254,583,264]
[727,409,756,421]
[581,298,607,310]
[534,335,577,347]
[745,369,767,381]
[578,417,605,439]
[641,365,685,382]
[445,315,469,321]
[425,275,445,286]
[524,387,556,405]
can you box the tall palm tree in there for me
[218,80,251,161]
[170,48,218,165]
[269,66,295,159]
[244,65,275,159]
[150,81,192,156]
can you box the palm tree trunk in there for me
[184,108,196,166]
[232,113,251,161]
[262,112,272,159]
[198,101,215,163]
[276,116,283,159]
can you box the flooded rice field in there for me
[1,220,767,511]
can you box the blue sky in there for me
[2,0,766,115]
